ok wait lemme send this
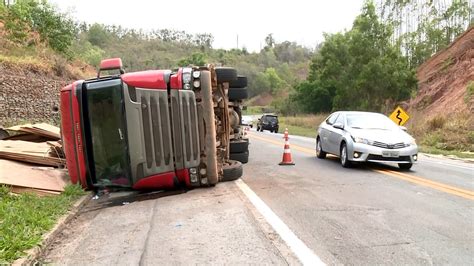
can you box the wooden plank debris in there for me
[0,140,65,167]
[6,123,60,140]
[0,159,68,195]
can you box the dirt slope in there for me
[408,27,474,118]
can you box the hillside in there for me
[408,26,474,118]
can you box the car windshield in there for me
[263,116,278,122]
[346,113,398,130]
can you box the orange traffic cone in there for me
[279,128,295,166]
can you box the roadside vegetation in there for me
[0,184,86,263]
[1,0,472,155]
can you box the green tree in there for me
[293,0,416,113]
[178,52,207,66]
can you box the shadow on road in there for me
[82,189,187,213]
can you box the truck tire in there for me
[229,76,247,88]
[230,151,249,164]
[230,139,249,153]
[222,160,243,182]
[228,87,248,101]
[215,67,237,83]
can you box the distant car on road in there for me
[241,115,254,128]
[257,114,279,133]
[316,111,418,169]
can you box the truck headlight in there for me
[189,168,197,174]
[183,72,192,84]
[192,71,200,78]
[193,80,200,88]
[190,174,198,183]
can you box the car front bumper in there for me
[349,143,418,164]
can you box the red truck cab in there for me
[60,58,223,190]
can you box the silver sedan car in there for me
[316,111,418,169]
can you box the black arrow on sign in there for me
[396,110,403,125]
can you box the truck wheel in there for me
[230,139,249,153]
[229,87,248,101]
[222,160,243,181]
[229,76,247,88]
[230,151,249,164]
[215,67,237,83]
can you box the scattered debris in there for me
[0,123,67,195]
[0,140,65,167]
[6,123,60,140]
[0,159,68,196]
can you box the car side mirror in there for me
[399,126,407,132]
[333,123,344,130]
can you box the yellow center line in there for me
[247,132,474,200]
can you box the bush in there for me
[2,0,76,55]
[426,116,446,130]
[465,81,474,104]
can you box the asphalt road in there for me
[42,129,473,265]
[244,129,474,265]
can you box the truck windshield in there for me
[85,79,131,187]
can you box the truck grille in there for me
[124,85,175,182]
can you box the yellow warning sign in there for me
[389,106,410,126]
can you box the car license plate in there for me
[382,151,399,157]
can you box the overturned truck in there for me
[60,58,249,190]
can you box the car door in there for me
[327,113,345,155]
[319,113,339,154]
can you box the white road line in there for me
[421,158,474,171]
[235,179,325,266]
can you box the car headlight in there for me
[406,138,416,146]
[351,136,373,145]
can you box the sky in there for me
[50,0,365,52]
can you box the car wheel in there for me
[221,160,243,182]
[340,143,352,168]
[398,163,413,170]
[228,87,248,101]
[316,137,327,159]
[215,67,237,83]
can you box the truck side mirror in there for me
[98,58,125,78]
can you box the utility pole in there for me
[236,34,239,49]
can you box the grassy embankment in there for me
[0,185,86,263]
